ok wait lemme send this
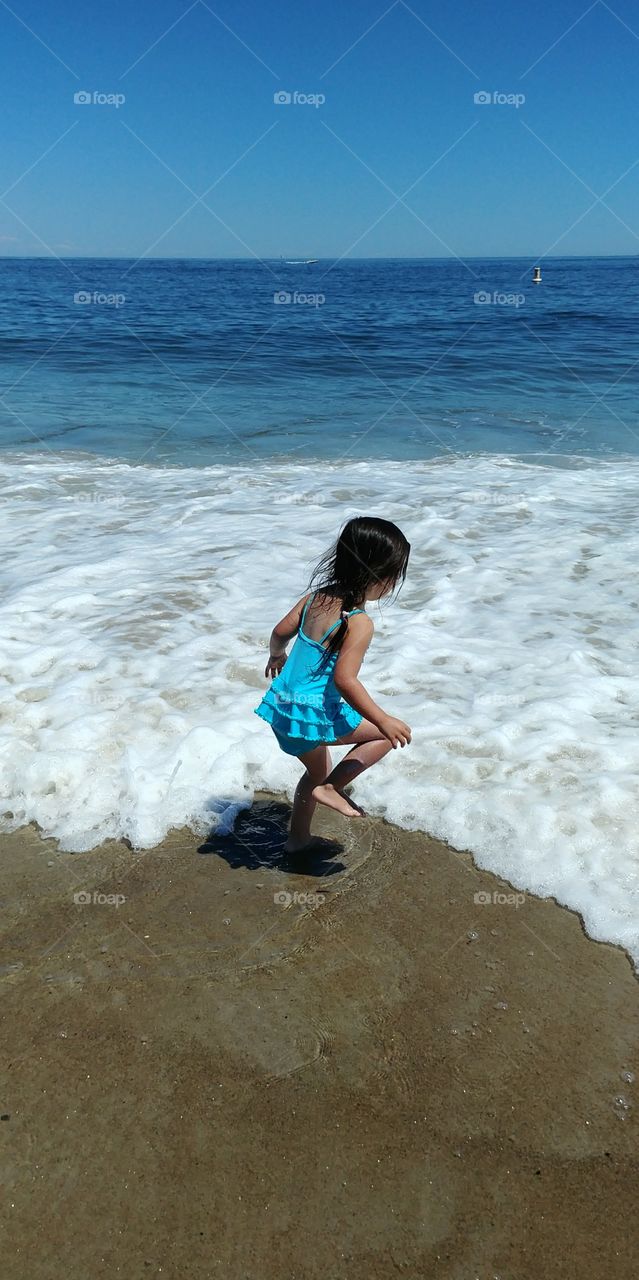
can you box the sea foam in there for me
[2,452,639,962]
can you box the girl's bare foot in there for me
[311,783,365,819]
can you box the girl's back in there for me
[299,592,348,646]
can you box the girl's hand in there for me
[265,653,287,679]
[379,715,412,748]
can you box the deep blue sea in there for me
[1,255,639,463]
[2,256,639,963]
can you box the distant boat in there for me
[284,259,318,265]
[532,266,542,283]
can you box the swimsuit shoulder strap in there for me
[318,606,366,644]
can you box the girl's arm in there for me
[264,593,311,678]
[333,615,411,748]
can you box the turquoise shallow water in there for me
[1,255,639,465]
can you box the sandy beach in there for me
[1,797,637,1279]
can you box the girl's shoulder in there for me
[273,591,314,637]
[344,610,374,644]
[349,609,373,630]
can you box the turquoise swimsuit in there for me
[255,593,364,756]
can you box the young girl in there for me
[255,516,411,852]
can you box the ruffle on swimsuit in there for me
[255,594,364,755]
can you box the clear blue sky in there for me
[1,0,638,259]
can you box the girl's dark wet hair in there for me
[309,516,410,659]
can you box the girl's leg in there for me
[285,744,332,853]
[312,720,392,819]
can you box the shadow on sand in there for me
[198,798,346,878]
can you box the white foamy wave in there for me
[2,451,639,962]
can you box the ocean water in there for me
[2,257,639,962]
[2,255,639,463]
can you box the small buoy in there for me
[532,266,542,283]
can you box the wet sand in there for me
[1,795,638,1279]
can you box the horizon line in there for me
[0,253,637,263]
